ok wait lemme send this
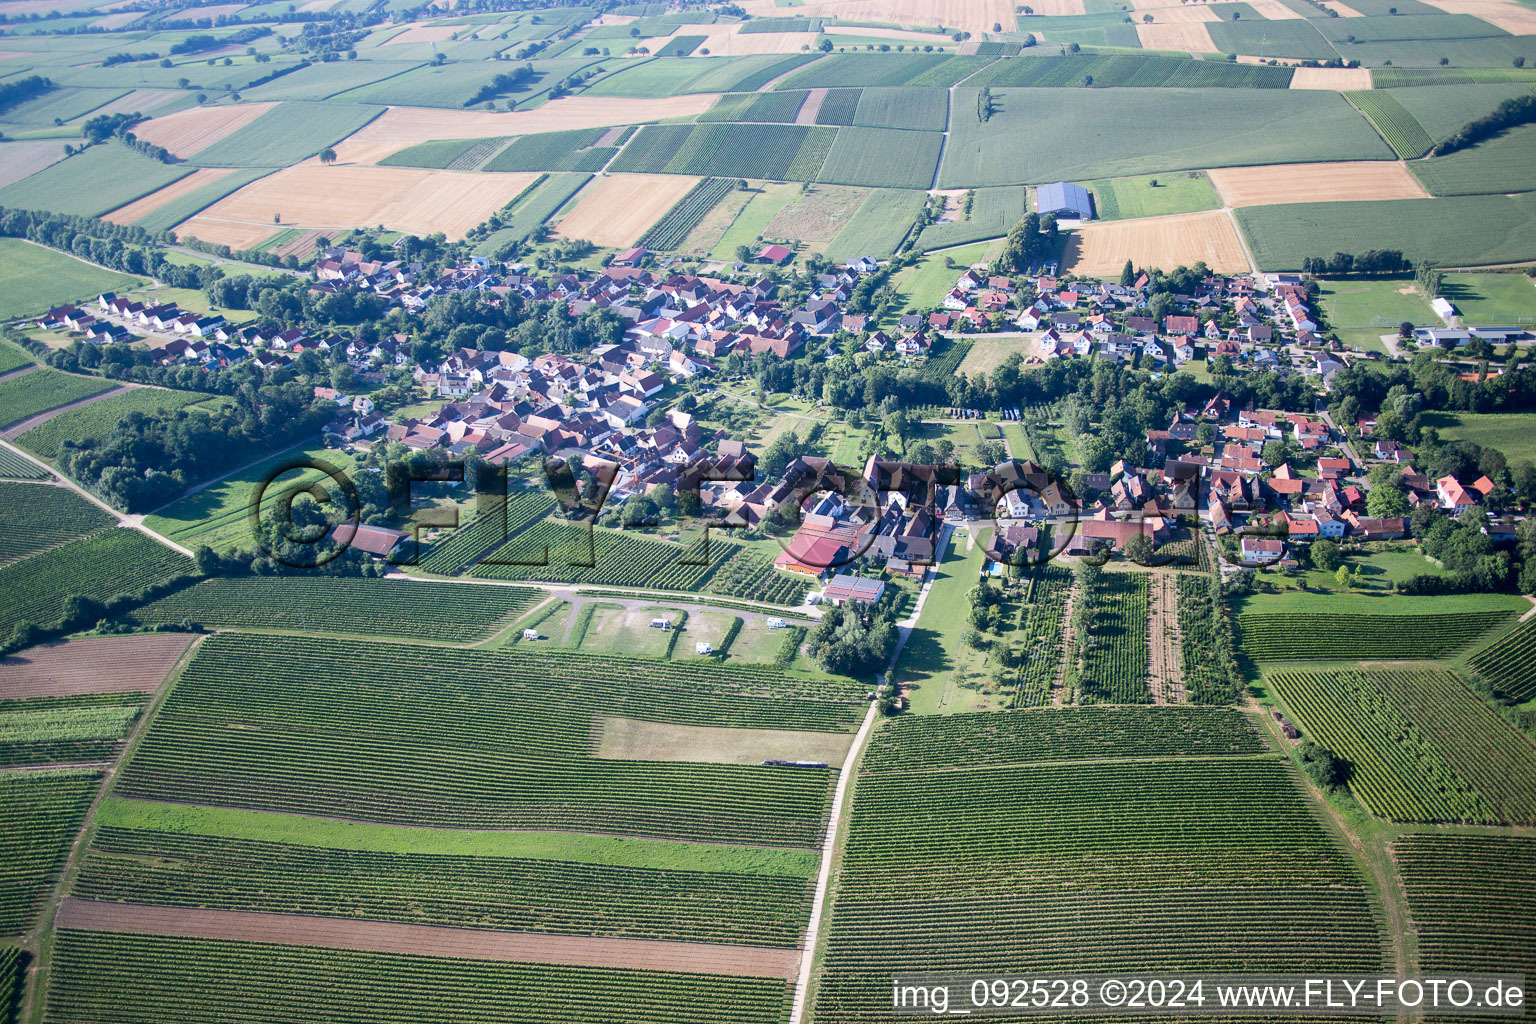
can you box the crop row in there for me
[1071,569,1150,705]
[1010,564,1072,707]
[0,368,113,432]
[0,769,99,934]
[0,945,23,1023]
[1391,835,1534,984]
[1236,611,1511,661]
[0,529,197,631]
[863,706,1264,772]
[472,520,806,606]
[0,481,115,565]
[1271,666,1536,824]
[1175,573,1244,705]
[0,694,141,768]
[639,177,739,250]
[482,128,620,174]
[814,737,1385,1022]
[813,87,861,125]
[416,491,557,575]
[45,932,793,1024]
[132,575,540,642]
[114,632,861,845]
[17,387,215,460]
[1345,90,1433,159]
[968,54,1294,90]
[0,448,46,480]
[77,827,812,947]
[1468,617,1536,702]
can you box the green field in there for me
[0,144,193,218]
[17,386,216,459]
[0,528,195,629]
[706,181,801,259]
[584,53,815,96]
[610,122,837,181]
[774,53,985,90]
[966,53,1295,89]
[0,239,141,321]
[0,769,99,933]
[813,86,861,125]
[1316,276,1436,336]
[134,167,272,235]
[699,89,809,123]
[892,239,1001,309]
[1238,610,1515,661]
[1386,82,1534,142]
[1393,836,1535,990]
[1270,665,1536,824]
[482,127,622,172]
[241,58,426,101]
[1438,271,1536,325]
[115,632,861,845]
[1206,18,1338,59]
[470,172,592,255]
[0,367,114,431]
[1419,410,1536,462]
[46,931,795,1024]
[851,86,949,131]
[1345,90,1433,158]
[1077,170,1220,220]
[139,445,348,551]
[814,125,942,189]
[939,87,1391,187]
[1237,193,1536,270]
[0,481,114,564]
[917,185,1030,250]
[812,713,1386,1022]
[1410,124,1536,196]
[1468,617,1536,702]
[189,101,383,167]
[0,693,141,768]
[822,188,927,261]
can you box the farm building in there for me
[757,244,794,265]
[329,523,408,558]
[1036,182,1094,221]
[821,574,886,606]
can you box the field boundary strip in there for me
[54,898,802,978]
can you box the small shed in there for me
[695,641,713,655]
[522,629,541,641]
[650,618,671,630]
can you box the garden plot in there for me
[0,634,195,699]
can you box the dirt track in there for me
[0,635,195,698]
[55,899,801,978]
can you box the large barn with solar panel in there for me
[1036,182,1095,221]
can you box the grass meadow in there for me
[0,240,141,320]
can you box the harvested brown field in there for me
[383,21,466,44]
[178,164,539,243]
[0,635,195,699]
[595,716,854,765]
[737,0,1017,37]
[0,139,68,190]
[331,94,720,164]
[55,899,801,978]
[133,102,277,159]
[1290,66,1373,89]
[688,24,821,55]
[1421,0,1536,32]
[102,168,233,225]
[1062,210,1249,276]
[1206,160,1427,207]
[1136,21,1216,50]
[168,218,275,251]
[1246,0,1305,16]
[555,173,701,248]
[1130,0,1221,21]
[85,88,184,119]
[1009,0,1085,14]
[764,184,867,249]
